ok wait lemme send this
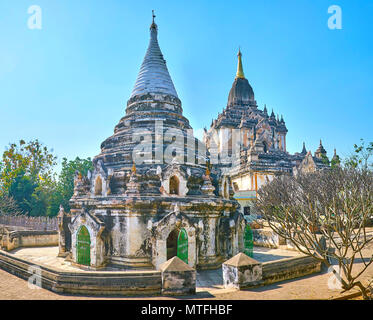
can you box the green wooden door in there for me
[177,228,188,264]
[244,225,254,258]
[77,226,91,266]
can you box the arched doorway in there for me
[167,229,178,260]
[244,225,254,258]
[169,176,179,195]
[77,226,91,266]
[263,142,268,153]
[166,228,189,263]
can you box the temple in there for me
[203,50,331,219]
[59,15,246,270]
[58,15,336,270]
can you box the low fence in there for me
[0,216,58,231]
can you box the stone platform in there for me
[0,246,321,297]
[10,246,302,273]
[0,248,161,296]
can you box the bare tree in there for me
[256,167,373,299]
[0,194,21,216]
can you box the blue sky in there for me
[0,0,372,170]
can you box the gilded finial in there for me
[236,48,245,79]
[132,162,137,174]
[205,167,210,176]
[205,160,212,176]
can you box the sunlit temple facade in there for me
[58,16,247,270]
[58,15,334,270]
[203,51,331,218]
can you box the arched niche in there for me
[224,180,229,198]
[169,176,179,195]
[152,212,196,269]
[95,176,103,196]
[263,141,268,153]
[165,228,189,263]
[167,229,178,260]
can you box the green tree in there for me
[7,171,37,214]
[0,140,57,216]
[321,153,330,166]
[47,157,93,216]
[331,154,341,169]
[344,139,373,170]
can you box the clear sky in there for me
[0,0,372,169]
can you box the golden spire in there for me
[236,48,245,79]
[205,161,211,176]
[131,162,137,174]
[205,167,210,177]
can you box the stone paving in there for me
[196,247,302,294]
[1,245,372,300]
[10,246,302,273]
[11,247,78,272]
[10,247,152,273]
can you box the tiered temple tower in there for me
[204,50,329,217]
[62,15,246,270]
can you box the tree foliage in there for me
[331,154,341,169]
[344,139,373,170]
[48,157,93,216]
[0,139,56,192]
[0,139,93,217]
[0,140,57,216]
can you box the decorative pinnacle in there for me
[236,48,245,79]
[131,162,137,174]
[302,142,307,154]
[150,10,157,30]
[205,167,211,176]
[205,160,211,176]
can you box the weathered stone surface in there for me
[223,252,259,267]
[57,205,71,257]
[262,256,321,285]
[222,253,262,289]
[62,17,246,271]
[0,229,58,252]
[0,250,161,296]
[253,228,284,248]
[160,257,196,296]
[159,256,194,271]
